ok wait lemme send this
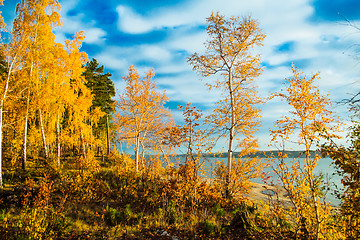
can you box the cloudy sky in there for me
[2,0,360,151]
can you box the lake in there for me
[175,156,342,206]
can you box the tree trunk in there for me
[23,38,35,169]
[305,150,320,240]
[134,133,140,172]
[39,109,48,159]
[0,101,4,188]
[22,114,28,169]
[22,91,30,170]
[226,72,235,198]
[186,129,192,165]
[119,141,123,154]
[0,57,17,187]
[56,112,61,167]
[140,140,145,168]
[80,130,87,159]
[106,115,110,155]
[90,121,93,151]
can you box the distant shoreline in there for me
[177,150,322,159]
[127,150,323,159]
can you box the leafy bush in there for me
[104,204,138,226]
[198,219,224,237]
[230,202,258,232]
[212,203,225,217]
[165,200,178,225]
[104,206,121,226]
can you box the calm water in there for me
[257,157,342,206]
[175,156,342,206]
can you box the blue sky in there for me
[2,0,360,151]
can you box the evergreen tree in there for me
[83,58,115,155]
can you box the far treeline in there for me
[193,150,322,159]
[0,0,359,239]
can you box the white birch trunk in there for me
[56,112,61,167]
[80,130,87,159]
[134,133,140,172]
[39,109,48,159]
[22,90,30,170]
[226,71,235,197]
[0,57,16,187]
[140,140,145,168]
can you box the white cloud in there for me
[93,47,129,73]
[83,28,106,44]
[55,0,107,45]
[116,6,154,34]
[166,31,207,54]
[141,45,172,62]
[156,72,216,104]
[59,0,79,16]
[115,0,314,35]
[116,3,206,34]
[156,63,192,75]
[56,0,360,150]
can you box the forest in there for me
[0,0,359,239]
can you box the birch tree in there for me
[50,32,90,166]
[11,0,95,168]
[270,65,342,239]
[11,0,62,164]
[188,12,265,197]
[0,0,14,187]
[116,66,173,172]
[61,32,103,163]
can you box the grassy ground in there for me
[0,154,327,239]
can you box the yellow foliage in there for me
[188,12,266,198]
[270,65,343,239]
[116,66,174,172]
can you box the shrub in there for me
[198,219,224,237]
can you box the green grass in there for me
[0,155,336,239]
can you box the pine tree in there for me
[83,58,115,155]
